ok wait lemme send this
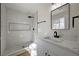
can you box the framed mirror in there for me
[51,3,70,30]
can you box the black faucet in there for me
[54,31,59,38]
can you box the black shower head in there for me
[28,16,34,18]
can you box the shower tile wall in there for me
[5,7,34,55]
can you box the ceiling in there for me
[5,3,50,14]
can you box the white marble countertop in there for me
[40,38,79,55]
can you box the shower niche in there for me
[51,3,70,30]
[9,23,31,31]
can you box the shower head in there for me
[28,16,34,18]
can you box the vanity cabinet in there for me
[36,39,78,56]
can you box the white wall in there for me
[37,4,51,38]
[36,3,79,56]
[5,8,34,53]
[1,3,7,55]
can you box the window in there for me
[53,17,65,29]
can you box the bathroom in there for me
[1,3,79,56]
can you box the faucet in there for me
[54,31,59,38]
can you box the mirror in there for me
[51,3,70,29]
